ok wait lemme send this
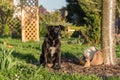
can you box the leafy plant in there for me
[0,46,18,70]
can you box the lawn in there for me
[0,37,120,80]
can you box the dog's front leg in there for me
[44,51,48,67]
[58,50,61,68]
[57,44,61,69]
[43,40,50,67]
[53,49,61,70]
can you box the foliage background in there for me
[0,0,120,45]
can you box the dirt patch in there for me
[48,58,120,77]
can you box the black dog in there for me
[40,25,65,70]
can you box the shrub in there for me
[80,13,101,45]
[84,13,101,44]
[0,2,14,37]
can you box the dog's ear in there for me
[59,25,65,31]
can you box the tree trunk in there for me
[101,0,116,65]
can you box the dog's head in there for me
[47,25,65,39]
[79,56,86,65]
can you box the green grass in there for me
[116,45,120,58]
[0,37,120,80]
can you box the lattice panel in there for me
[8,17,21,36]
[21,0,39,42]
[21,0,38,6]
[1,4,21,38]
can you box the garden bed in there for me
[48,58,120,77]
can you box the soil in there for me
[48,58,120,77]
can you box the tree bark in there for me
[101,0,116,65]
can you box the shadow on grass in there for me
[12,51,38,64]
[12,51,80,66]
[61,52,80,65]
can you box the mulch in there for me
[48,58,120,77]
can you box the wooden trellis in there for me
[0,2,21,38]
[21,0,39,42]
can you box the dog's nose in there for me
[58,35,61,39]
[55,30,58,33]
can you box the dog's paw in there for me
[39,63,47,68]
[47,63,53,67]
[52,65,61,70]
